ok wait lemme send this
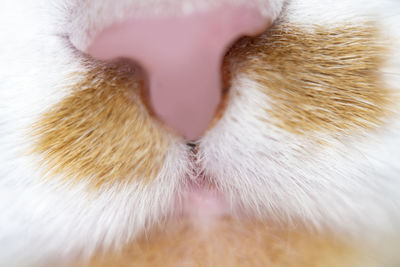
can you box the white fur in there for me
[0,1,190,265]
[200,0,400,232]
[0,0,399,266]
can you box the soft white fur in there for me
[0,0,399,266]
[202,0,400,231]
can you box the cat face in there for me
[0,0,400,265]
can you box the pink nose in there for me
[88,4,271,140]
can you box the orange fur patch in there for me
[224,22,394,135]
[81,218,370,267]
[31,22,394,185]
[31,62,170,186]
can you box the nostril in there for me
[87,4,274,140]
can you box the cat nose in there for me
[88,4,271,140]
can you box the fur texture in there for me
[82,219,374,267]
[0,0,400,266]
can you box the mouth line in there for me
[177,144,232,221]
[186,143,217,189]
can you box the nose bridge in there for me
[88,4,271,140]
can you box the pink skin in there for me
[88,4,272,140]
[182,186,230,224]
